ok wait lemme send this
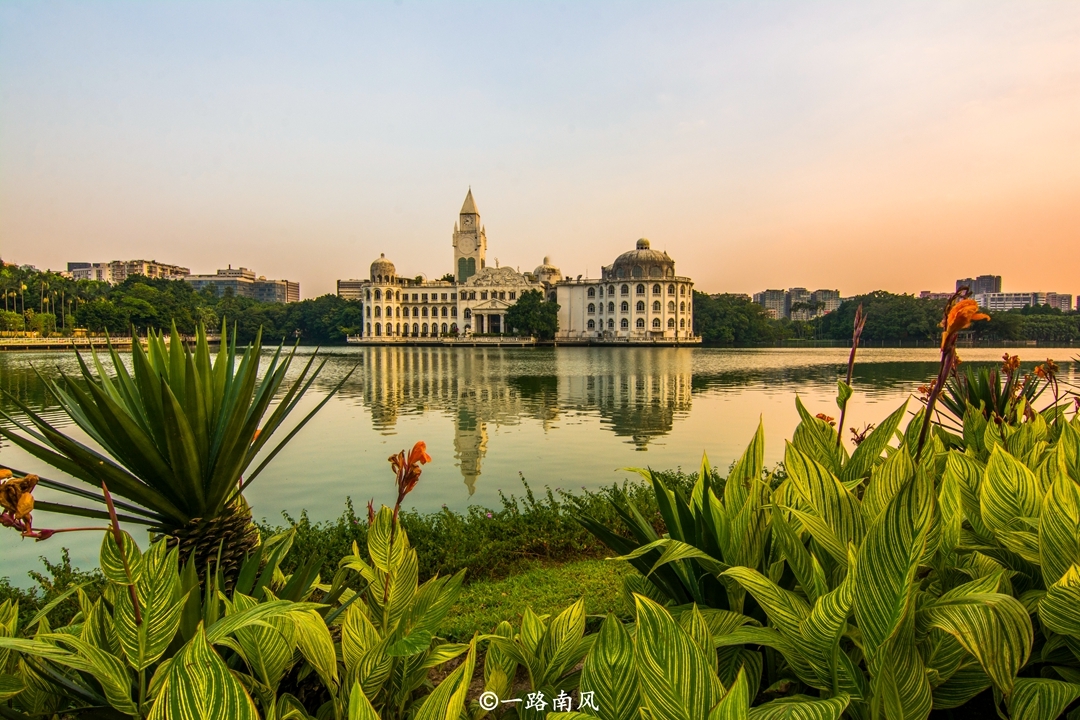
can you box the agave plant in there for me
[0,323,347,577]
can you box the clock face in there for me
[463,216,473,228]
[460,237,475,253]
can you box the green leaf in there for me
[100,529,144,585]
[0,674,24,701]
[1039,474,1080,586]
[48,634,139,716]
[1039,565,1080,639]
[842,399,908,484]
[538,598,588,688]
[709,667,750,720]
[113,538,185,671]
[413,637,476,720]
[981,446,1043,537]
[147,623,258,720]
[747,694,849,720]
[633,594,723,720]
[292,610,338,689]
[836,380,853,412]
[1007,678,1080,720]
[580,614,639,720]
[347,681,380,720]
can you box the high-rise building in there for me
[811,289,841,314]
[184,266,300,303]
[68,259,189,284]
[1046,293,1073,312]
[752,289,786,319]
[956,275,1002,295]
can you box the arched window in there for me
[450,323,458,333]
[442,307,448,317]
[412,323,419,335]
[620,318,629,329]
[441,323,448,334]
[374,289,381,300]
[366,323,371,335]
[365,290,371,300]
[375,323,381,336]
[374,306,382,318]
[652,300,661,312]
[608,319,615,329]
[680,318,686,328]
[598,287,604,297]
[386,306,393,318]
[680,301,685,312]
[636,284,645,295]
[632,266,643,278]
[608,285,616,295]
[395,307,401,317]
[621,301,629,313]
[650,267,662,278]
[608,302,615,313]
[422,323,428,336]
[668,301,675,312]
[680,285,686,295]
[636,301,645,312]
[620,284,629,295]
[411,307,418,317]
[617,268,626,279]
[422,307,429,317]
[587,287,595,298]
[652,318,661,329]
[668,284,675,295]
[587,319,596,330]
[395,323,401,334]
[451,307,457,317]
[652,284,661,295]
[587,303,595,314]
[366,306,371,317]
[464,308,472,319]
[668,318,676,328]
[636,318,646,328]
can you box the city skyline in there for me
[2,2,1078,298]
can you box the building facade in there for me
[753,287,841,319]
[554,238,697,343]
[340,190,699,344]
[184,266,300,303]
[957,275,1002,295]
[68,259,189,284]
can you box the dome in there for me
[533,256,562,284]
[370,253,396,283]
[464,266,534,288]
[606,238,674,280]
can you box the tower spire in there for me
[460,188,479,215]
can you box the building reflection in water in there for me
[348,347,693,493]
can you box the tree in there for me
[505,289,559,339]
[692,292,788,344]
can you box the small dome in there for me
[370,253,396,283]
[606,238,674,281]
[636,238,650,250]
[533,256,562,284]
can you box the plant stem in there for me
[102,482,143,626]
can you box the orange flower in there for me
[940,299,989,350]
[389,441,432,506]
[815,413,836,427]
[0,472,38,520]
[1001,354,1020,374]
[1035,359,1059,380]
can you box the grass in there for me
[438,558,635,642]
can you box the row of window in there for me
[587,283,686,298]
[368,306,458,318]
[367,322,457,337]
[365,289,518,302]
[613,266,674,280]
[588,300,688,314]
[585,317,686,331]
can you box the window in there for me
[636,284,645,295]
[422,293,428,302]
[481,291,488,300]
[620,301,629,313]
[667,301,675,312]
[587,319,595,330]
[422,307,429,317]
[464,308,472,319]
[636,301,645,312]
[365,290,371,300]
[412,293,419,301]
[632,266,643,278]
[374,306,381,317]
[375,323,381,336]
[470,292,477,300]
[680,301,685,312]
[451,307,457,317]
[441,293,448,301]
[652,318,661,329]
[365,306,371,317]
[450,293,457,300]
[374,289,381,300]
[587,287,595,298]
[653,301,661,312]
[441,323,448,334]
[598,287,604,297]
[668,318,676,328]
[617,268,626,279]
[500,292,507,300]
[395,323,401,334]
[680,286,686,295]
[422,323,428,335]
[608,319,614,329]
[608,285,615,295]
[637,318,646,329]
[620,318,629,329]
[668,284,675,295]
[412,307,419,317]
[620,284,629,295]
[412,323,419,335]
[680,318,686,328]
[509,291,516,300]
[608,302,615,313]
[587,303,595,313]
[652,284,661,295]
[650,266,662,278]
[396,292,401,301]
[442,307,449,317]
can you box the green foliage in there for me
[692,292,793,345]
[816,291,945,342]
[0,311,25,332]
[504,289,559,339]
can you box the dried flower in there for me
[940,299,989,350]
[366,499,376,525]
[815,413,836,427]
[1035,359,1059,380]
[1001,354,1020,375]
[849,423,875,446]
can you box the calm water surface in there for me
[1,346,1075,581]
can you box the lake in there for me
[1,346,1075,581]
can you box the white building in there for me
[554,238,698,344]
[339,190,699,344]
[68,259,189,284]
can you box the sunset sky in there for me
[2,2,1078,298]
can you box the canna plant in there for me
[0,322,348,578]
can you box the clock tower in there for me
[453,188,486,283]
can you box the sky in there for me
[1,1,1078,299]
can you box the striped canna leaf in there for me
[747,694,850,720]
[709,667,750,720]
[1039,473,1080,585]
[580,614,639,720]
[1006,678,1080,720]
[347,681,380,720]
[113,538,185,672]
[1038,565,1080,639]
[147,623,258,720]
[412,637,476,720]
